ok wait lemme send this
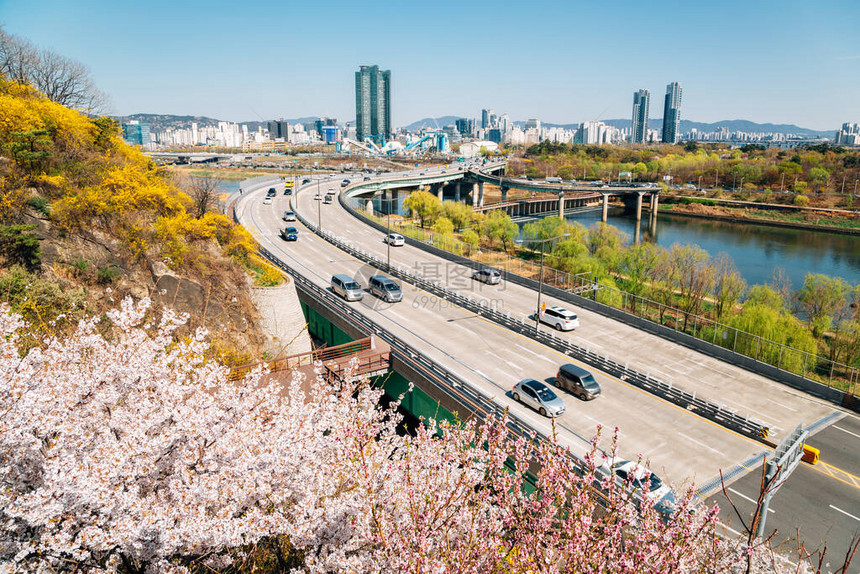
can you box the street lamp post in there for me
[515,233,569,332]
[314,191,322,230]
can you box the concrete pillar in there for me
[479,182,485,207]
[634,222,641,244]
[472,183,479,208]
[650,192,659,221]
[499,185,506,203]
[602,193,609,222]
[635,192,644,223]
[558,191,565,220]
[437,183,444,201]
[455,181,461,202]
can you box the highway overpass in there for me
[234,169,859,563]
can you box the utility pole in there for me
[780,172,785,192]
[841,176,846,194]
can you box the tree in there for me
[632,162,648,179]
[619,242,663,308]
[0,27,107,113]
[432,216,453,236]
[670,244,716,330]
[439,200,472,230]
[0,299,837,573]
[402,189,441,228]
[179,175,220,218]
[807,167,830,193]
[796,273,851,338]
[712,253,746,320]
[0,224,41,271]
[483,209,518,251]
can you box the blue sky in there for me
[1,0,857,130]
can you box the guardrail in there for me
[289,190,772,442]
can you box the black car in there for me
[302,178,310,184]
[280,227,298,241]
[266,188,276,197]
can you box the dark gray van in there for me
[555,363,601,400]
[368,275,402,303]
[331,274,363,301]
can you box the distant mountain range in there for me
[117,113,834,138]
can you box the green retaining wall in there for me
[300,301,457,424]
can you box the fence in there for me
[352,198,859,398]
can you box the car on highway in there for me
[283,210,296,221]
[512,379,565,417]
[262,197,273,205]
[538,306,580,331]
[266,188,277,197]
[555,363,600,400]
[323,195,333,204]
[302,178,311,184]
[608,461,676,518]
[363,176,372,181]
[330,274,364,301]
[368,275,403,303]
[280,227,298,241]
[472,268,501,285]
[383,232,405,246]
[341,179,350,187]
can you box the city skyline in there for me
[1,0,857,130]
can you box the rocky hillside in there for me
[0,78,269,362]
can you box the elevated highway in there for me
[235,170,857,560]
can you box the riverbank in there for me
[656,197,860,235]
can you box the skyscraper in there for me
[662,82,682,144]
[481,109,493,129]
[631,89,650,144]
[355,65,391,142]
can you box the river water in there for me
[556,207,860,290]
[296,184,860,291]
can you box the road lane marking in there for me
[829,505,860,522]
[728,488,774,513]
[832,425,860,439]
[813,462,860,490]
[682,435,725,457]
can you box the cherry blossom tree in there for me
[0,298,807,573]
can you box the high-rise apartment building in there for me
[662,82,682,144]
[631,89,650,144]
[355,65,391,142]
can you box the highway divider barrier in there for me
[289,190,772,443]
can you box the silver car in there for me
[512,379,566,418]
[331,274,364,301]
[472,268,501,285]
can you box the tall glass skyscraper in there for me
[631,89,650,144]
[355,65,391,142]
[662,82,682,144]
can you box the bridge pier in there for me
[454,181,462,202]
[602,193,609,222]
[479,182,484,207]
[635,191,644,223]
[649,192,659,223]
[472,183,479,208]
[436,183,444,201]
[558,191,565,220]
[500,185,506,203]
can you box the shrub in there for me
[793,194,810,207]
[96,263,120,284]
[27,195,50,215]
[0,224,42,271]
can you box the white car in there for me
[538,306,580,331]
[608,461,676,517]
[262,197,273,205]
[384,233,405,246]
